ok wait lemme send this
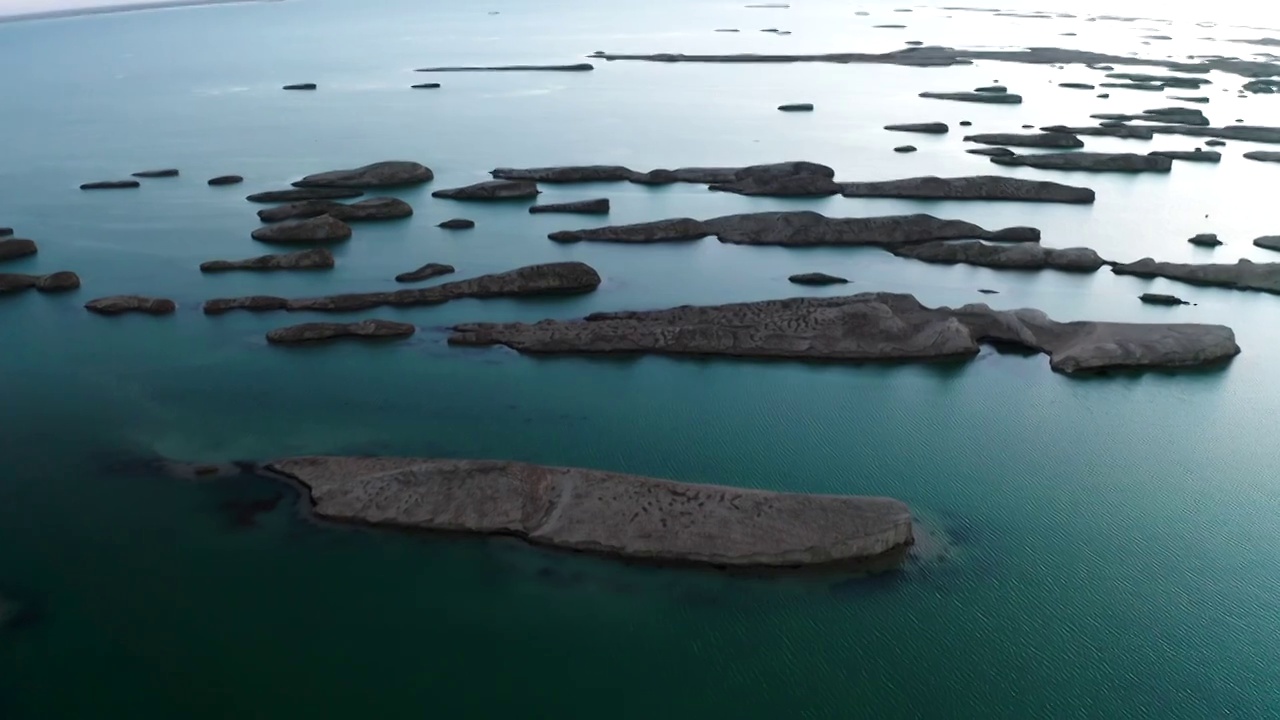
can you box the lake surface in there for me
[2,1,1280,717]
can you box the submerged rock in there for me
[885,122,949,133]
[246,188,364,203]
[438,218,476,229]
[1187,233,1222,247]
[414,63,594,72]
[432,179,540,200]
[448,292,1240,375]
[202,295,289,315]
[778,103,815,111]
[292,161,433,188]
[282,83,317,90]
[256,197,413,223]
[200,248,335,272]
[891,241,1107,272]
[991,152,1172,172]
[1112,258,1280,293]
[840,175,1094,203]
[0,238,37,263]
[208,262,602,314]
[396,262,456,283]
[1140,293,1189,305]
[131,168,179,178]
[920,91,1022,104]
[80,180,140,190]
[266,319,416,345]
[528,198,610,214]
[251,215,353,244]
[1149,149,1221,162]
[964,132,1084,148]
[208,175,244,186]
[789,272,849,285]
[265,456,914,569]
[85,295,176,316]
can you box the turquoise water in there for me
[3,1,1280,717]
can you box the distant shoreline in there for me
[0,0,271,24]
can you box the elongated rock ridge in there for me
[448,293,1239,375]
[256,198,413,223]
[204,261,601,314]
[200,248,335,272]
[839,175,1094,203]
[266,319,416,345]
[991,152,1172,172]
[891,241,1106,271]
[1112,258,1280,294]
[548,211,1039,247]
[264,456,915,569]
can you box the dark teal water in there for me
[3,1,1280,717]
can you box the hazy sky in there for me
[0,0,234,18]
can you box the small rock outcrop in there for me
[0,271,80,294]
[920,91,1023,104]
[266,319,416,345]
[0,238,37,263]
[894,145,918,153]
[438,218,475,229]
[1252,236,1280,251]
[1150,150,1221,162]
[1092,108,1208,126]
[251,215,353,244]
[891,241,1107,272]
[85,295,176,315]
[964,132,1084,148]
[991,152,1172,172]
[789,272,849,285]
[528,198,610,214]
[966,147,1016,157]
[973,85,1008,93]
[256,197,413,223]
[840,175,1094,203]
[411,82,441,89]
[1140,293,1189,305]
[264,456,914,569]
[292,161,433,188]
[1205,139,1226,147]
[549,218,711,244]
[1040,124,1154,139]
[432,180,540,200]
[246,188,364,203]
[1112,258,1280,294]
[283,83,317,90]
[200,248,335,272]
[208,175,244,186]
[1188,233,1222,247]
[396,263,456,283]
[778,103,815,111]
[447,293,1240,375]
[132,168,179,178]
[1059,82,1096,89]
[885,122,949,134]
[0,228,12,237]
[206,262,602,314]
[80,180,140,190]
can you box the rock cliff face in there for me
[264,456,915,569]
[549,211,1039,246]
[839,175,1094,203]
[449,292,1240,375]
[204,262,602,314]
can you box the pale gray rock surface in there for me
[448,292,1240,375]
[264,456,915,568]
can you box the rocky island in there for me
[262,456,915,569]
[449,293,1239,375]
[528,198,610,214]
[204,261,601,314]
[964,132,1084,148]
[890,241,1107,272]
[291,161,433,188]
[0,238,37,263]
[839,175,1094,203]
[0,271,80,294]
[266,319,416,345]
[251,216,353,244]
[85,295,176,316]
[200,248,335,272]
[432,180,540,200]
[1112,258,1280,294]
[991,152,1173,172]
[256,197,413,223]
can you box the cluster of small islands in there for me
[7,5,1280,578]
